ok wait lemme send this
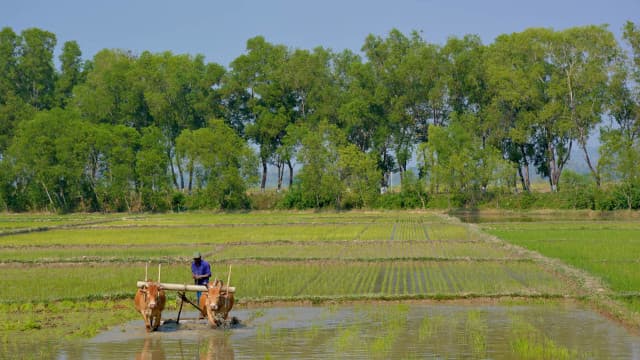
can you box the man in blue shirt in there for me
[191,251,211,304]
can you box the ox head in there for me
[140,281,163,309]
[206,279,224,311]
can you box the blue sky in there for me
[2,0,639,67]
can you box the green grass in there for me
[484,222,640,293]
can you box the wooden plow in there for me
[136,263,236,327]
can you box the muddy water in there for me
[57,303,640,359]
[58,303,640,359]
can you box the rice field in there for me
[0,211,561,304]
[479,213,640,312]
[2,210,640,358]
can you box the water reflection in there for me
[198,334,234,360]
[73,305,640,359]
[135,338,165,360]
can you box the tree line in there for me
[0,22,638,212]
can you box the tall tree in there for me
[73,49,151,128]
[226,36,293,191]
[548,25,619,186]
[17,28,57,110]
[138,51,225,191]
[598,21,640,208]
[487,28,573,192]
[55,40,85,108]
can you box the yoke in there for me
[136,281,236,293]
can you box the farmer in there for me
[191,251,211,304]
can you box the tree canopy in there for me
[1,23,639,212]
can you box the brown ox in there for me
[134,280,166,332]
[199,279,234,328]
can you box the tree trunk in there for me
[276,160,284,192]
[287,160,294,188]
[187,163,194,195]
[579,138,601,187]
[168,149,179,189]
[40,180,55,210]
[176,156,185,190]
[260,159,267,191]
[518,145,531,192]
[548,142,559,192]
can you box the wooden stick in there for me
[226,265,232,290]
[145,262,148,282]
[158,263,161,283]
[137,281,235,293]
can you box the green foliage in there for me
[0,24,639,212]
[419,123,514,201]
[176,119,257,210]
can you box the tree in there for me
[598,21,640,209]
[487,28,573,192]
[176,119,257,209]
[138,51,225,191]
[55,40,85,108]
[8,108,91,211]
[16,28,57,110]
[418,123,513,204]
[294,121,346,208]
[337,144,380,208]
[73,49,150,128]
[0,28,33,156]
[225,36,293,192]
[548,25,619,187]
[136,126,172,210]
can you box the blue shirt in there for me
[191,259,211,285]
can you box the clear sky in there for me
[2,0,639,67]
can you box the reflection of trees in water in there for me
[135,338,166,360]
[200,334,235,360]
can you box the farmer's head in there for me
[193,251,202,264]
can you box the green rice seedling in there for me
[428,224,477,241]
[508,314,587,359]
[465,310,487,358]
[333,323,363,352]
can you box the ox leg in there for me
[152,312,161,331]
[207,307,218,328]
[140,311,151,332]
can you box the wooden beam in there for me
[136,281,236,293]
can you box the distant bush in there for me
[249,191,285,210]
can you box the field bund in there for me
[1,211,639,358]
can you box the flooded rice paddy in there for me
[56,303,640,359]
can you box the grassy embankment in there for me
[0,210,630,358]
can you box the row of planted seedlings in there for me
[1,261,568,304]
